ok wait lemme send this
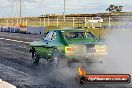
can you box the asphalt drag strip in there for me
[0,32,131,88]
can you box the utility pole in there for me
[63,0,65,22]
[20,0,22,17]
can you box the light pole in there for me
[63,0,65,22]
[20,0,22,17]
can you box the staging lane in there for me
[0,32,131,88]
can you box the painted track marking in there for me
[0,37,30,44]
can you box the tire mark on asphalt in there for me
[0,55,65,88]
[0,43,65,88]
[0,63,64,88]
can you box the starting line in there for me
[0,37,30,44]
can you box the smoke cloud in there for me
[100,30,132,74]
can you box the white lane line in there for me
[0,37,30,44]
[0,38,5,39]
[16,41,24,43]
[24,42,30,44]
[5,39,11,41]
[10,40,18,42]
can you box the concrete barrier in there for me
[26,26,45,34]
[0,26,45,34]
[0,26,20,33]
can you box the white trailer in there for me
[87,17,103,23]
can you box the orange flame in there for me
[78,66,86,76]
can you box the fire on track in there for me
[0,37,30,44]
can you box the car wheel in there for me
[32,53,40,63]
[51,48,60,64]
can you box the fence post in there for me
[12,19,13,27]
[109,17,111,27]
[20,18,21,24]
[43,18,45,27]
[91,17,94,28]
[23,18,25,23]
[5,20,6,26]
[64,15,65,22]
[39,18,42,27]
[85,17,87,27]
[99,22,102,27]
[73,17,74,27]
[16,19,18,26]
[7,19,9,26]
[21,18,23,25]
[26,18,28,27]
[48,17,49,26]
[57,17,58,27]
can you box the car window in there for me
[44,31,57,41]
[65,32,85,38]
[86,32,96,38]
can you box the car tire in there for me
[51,48,60,64]
[32,53,40,63]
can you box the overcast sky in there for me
[0,0,132,17]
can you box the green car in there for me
[29,29,106,63]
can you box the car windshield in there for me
[65,32,96,39]
[65,32,85,38]
[43,31,56,41]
